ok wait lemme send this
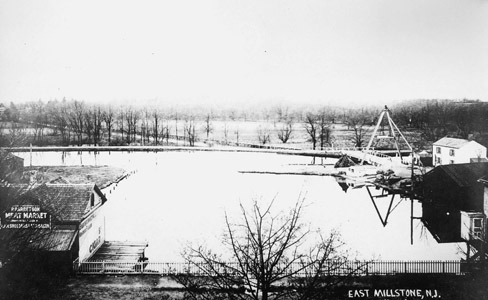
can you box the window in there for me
[436,157,442,165]
[449,149,455,156]
[436,147,441,154]
[449,160,454,164]
[472,218,484,239]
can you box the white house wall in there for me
[462,142,487,162]
[433,142,487,166]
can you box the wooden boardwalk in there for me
[89,241,148,262]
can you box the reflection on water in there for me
[16,151,463,261]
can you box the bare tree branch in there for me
[174,197,356,300]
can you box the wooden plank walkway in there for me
[89,241,148,262]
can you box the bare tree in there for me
[175,198,360,300]
[185,117,197,146]
[151,109,162,145]
[275,105,290,122]
[203,113,214,140]
[6,123,27,147]
[345,112,369,148]
[140,109,150,145]
[83,109,94,144]
[115,107,125,144]
[69,101,85,146]
[102,105,115,145]
[162,120,171,145]
[277,119,294,144]
[257,126,271,145]
[124,107,139,144]
[234,127,240,145]
[84,106,103,146]
[53,102,70,145]
[94,106,104,146]
[317,110,333,150]
[28,101,47,144]
[304,114,318,150]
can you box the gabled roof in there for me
[426,162,488,187]
[433,137,471,149]
[25,184,106,223]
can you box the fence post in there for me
[102,261,105,273]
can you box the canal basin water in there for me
[16,150,463,261]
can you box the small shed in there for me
[421,162,488,243]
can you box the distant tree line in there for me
[391,99,488,147]
[0,99,175,147]
[0,98,486,149]
[0,99,354,148]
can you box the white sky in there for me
[1,0,487,106]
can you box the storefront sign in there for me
[1,205,51,229]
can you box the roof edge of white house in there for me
[433,137,485,149]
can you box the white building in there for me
[432,137,487,166]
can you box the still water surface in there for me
[17,151,462,261]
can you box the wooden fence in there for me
[73,260,467,276]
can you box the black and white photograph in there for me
[1,1,488,299]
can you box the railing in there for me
[205,139,303,151]
[73,260,466,276]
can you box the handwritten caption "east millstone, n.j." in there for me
[348,289,441,299]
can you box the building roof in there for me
[31,229,78,251]
[0,228,78,252]
[26,166,126,189]
[433,137,472,149]
[25,184,106,223]
[428,162,488,187]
